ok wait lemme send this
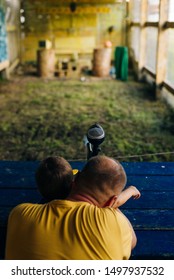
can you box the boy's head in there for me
[75,155,126,197]
[35,156,73,200]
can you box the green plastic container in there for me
[114,46,128,81]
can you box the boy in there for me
[35,156,74,201]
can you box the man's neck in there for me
[67,193,101,207]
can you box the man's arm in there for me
[116,208,137,250]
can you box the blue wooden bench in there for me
[0,161,174,259]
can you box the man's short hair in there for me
[76,155,126,194]
[35,156,73,200]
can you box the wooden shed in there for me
[1,0,128,78]
[0,0,174,104]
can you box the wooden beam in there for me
[138,0,148,76]
[163,82,174,95]
[131,21,174,29]
[164,21,174,28]
[155,0,168,97]
[142,67,156,79]
[130,22,140,27]
[25,0,117,4]
[144,22,158,27]
[7,58,20,74]
[29,6,111,15]
[0,60,9,72]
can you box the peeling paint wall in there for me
[0,0,20,72]
[0,1,8,63]
[5,0,20,63]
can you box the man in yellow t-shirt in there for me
[5,156,137,260]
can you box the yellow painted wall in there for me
[21,2,126,63]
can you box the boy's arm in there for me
[114,186,141,208]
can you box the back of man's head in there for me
[75,155,126,196]
[35,156,73,200]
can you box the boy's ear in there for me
[103,195,118,207]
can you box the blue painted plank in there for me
[71,161,174,175]
[1,173,174,191]
[0,174,37,188]
[1,161,174,191]
[0,161,174,175]
[0,189,41,206]
[122,162,174,175]
[126,175,174,191]
[0,161,39,170]
[0,208,14,226]
[131,230,174,259]
[123,210,174,230]
[121,191,174,209]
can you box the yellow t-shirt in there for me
[5,200,132,260]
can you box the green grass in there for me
[0,76,174,161]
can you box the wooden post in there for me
[126,0,132,51]
[0,61,10,79]
[138,0,148,79]
[155,0,168,98]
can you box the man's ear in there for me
[72,171,81,189]
[71,181,76,189]
[103,195,118,207]
[74,170,80,180]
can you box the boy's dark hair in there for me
[35,156,73,200]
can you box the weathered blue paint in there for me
[0,7,8,62]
